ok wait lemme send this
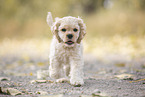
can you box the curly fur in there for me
[47,12,86,86]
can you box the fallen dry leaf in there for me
[47,80,54,83]
[30,80,36,84]
[7,88,22,95]
[115,74,134,80]
[30,80,54,84]
[36,91,48,95]
[129,79,145,83]
[0,87,7,94]
[0,77,10,81]
[115,63,125,67]
[37,62,45,66]
[29,72,33,76]
[35,80,47,83]
[39,94,64,97]
[0,87,22,96]
[92,92,110,97]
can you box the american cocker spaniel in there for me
[46,12,86,86]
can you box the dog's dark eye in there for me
[61,28,66,32]
[73,28,78,32]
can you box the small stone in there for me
[118,87,121,89]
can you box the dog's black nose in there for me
[67,34,73,39]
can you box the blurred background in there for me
[0,0,145,64]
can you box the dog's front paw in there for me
[70,78,84,87]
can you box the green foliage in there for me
[0,0,145,39]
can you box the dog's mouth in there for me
[65,41,74,45]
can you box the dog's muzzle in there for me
[65,41,74,45]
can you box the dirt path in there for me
[0,55,145,97]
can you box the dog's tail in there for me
[46,12,53,27]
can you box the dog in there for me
[46,12,86,86]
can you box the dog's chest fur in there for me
[49,38,82,64]
[56,43,79,64]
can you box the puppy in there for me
[47,12,86,86]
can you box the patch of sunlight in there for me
[84,35,145,60]
[0,38,51,60]
[0,36,145,61]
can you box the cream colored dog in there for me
[47,12,86,86]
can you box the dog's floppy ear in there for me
[46,12,62,43]
[77,17,86,44]
[51,21,62,43]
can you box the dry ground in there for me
[0,38,145,97]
